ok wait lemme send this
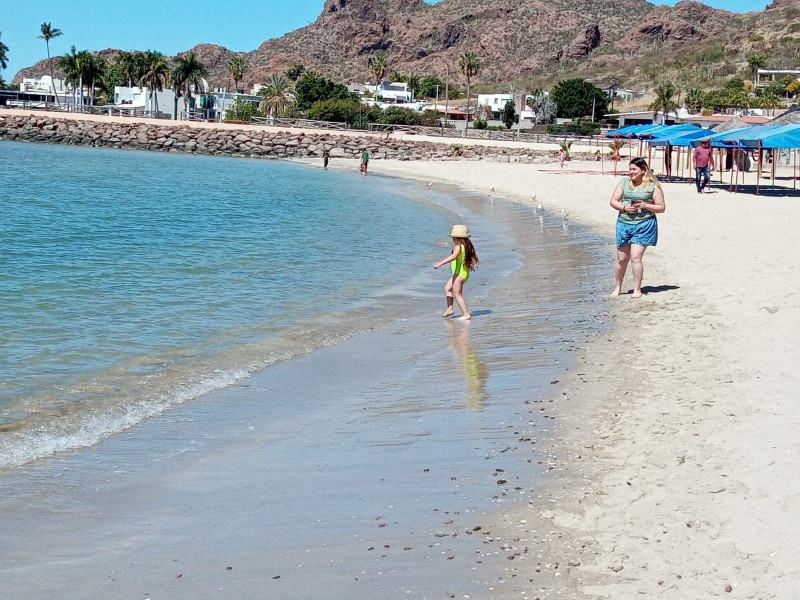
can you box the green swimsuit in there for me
[450,244,470,282]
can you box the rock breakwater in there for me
[0,114,568,164]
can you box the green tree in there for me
[500,99,517,129]
[526,89,556,124]
[0,32,8,71]
[258,73,296,117]
[648,81,679,123]
[747,53,767,87]
[459,51,482,131]
[406,72,420,101]
[138,50,170,116]
[550,78,607,120]
[305,98,361,124]
[56,46,91,108]
[38,22,63,107]
[684,88,704,112]
[114,51,148,87]
[389,71,406,83]
[294,71,355,111]
[227,55,247,92]
[172,53,208,118]
[369,51,389,84]
[224,97,260,122]
[378,106,425,125]
[285,64,305,81]
[417,75,444,99]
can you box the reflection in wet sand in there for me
[445,320,489,409]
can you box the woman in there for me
[609,157,666,298]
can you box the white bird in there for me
[537,202,543,211]
[531,192,537,201]
[560,208,569,219]
[427,181,433,188]
[490,186,495,192]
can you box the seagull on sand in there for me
[531,192,536,202]
[537,202,543,211]
[490,186,495,193]
[427,181,433,188]
[560,208,569,219]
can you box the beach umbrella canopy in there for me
[649,127,714,147]
[605,124,647,138]
[692,125,774,147]
[636,123,700,139]
[738,124,800,149]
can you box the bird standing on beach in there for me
[537,202,543,211]
[561,208,569,219]
[490,186,495,193]
[427,181,433,188]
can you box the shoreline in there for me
[1,158,612,600]
[4,121,800,597]
[373,158,800,598]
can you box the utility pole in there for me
[444,64,450,125]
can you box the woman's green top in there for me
[618,177,657,224]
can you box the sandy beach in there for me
[3,111,799,599]
[374,157,800,598]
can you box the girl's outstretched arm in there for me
[433,244,460,269]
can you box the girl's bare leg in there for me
[452,276,471,320]
[630,244,647,297]
[612,245,631,296]
[443,277,455,316]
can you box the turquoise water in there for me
[0,141,448,468]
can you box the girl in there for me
[433,224,479,320]
[609,157,666,298]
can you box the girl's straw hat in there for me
[449,224,471,238]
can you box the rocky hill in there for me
[12,0,800,94]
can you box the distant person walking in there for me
[693,139,714,193]
[609,157,666,298]
[322,148,330,170]
[434,224,479,321]
[360,150,370,175]
[558,148,567,169]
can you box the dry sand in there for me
[373,157,800,598]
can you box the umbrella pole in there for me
[757,145,762,195]
[771,149,777,188]
[794,148,797,190]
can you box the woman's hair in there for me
[629,157,662,188]
[453,238,479,271]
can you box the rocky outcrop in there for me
[0,114,568,164]
[558,24,602,62]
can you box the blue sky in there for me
[1,0,770,79]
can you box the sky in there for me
[1,0,772,80]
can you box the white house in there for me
[349,82,413,103]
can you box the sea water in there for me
[0,141,449,468]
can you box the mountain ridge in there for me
[11,0,800,95]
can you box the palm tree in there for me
[406,72,420,101]
[684,88,704,113]
[0,32,8,71]
[747,53,767,88]
[172,53,208,119]
[369,51,389,97]
[138,50,170,116]
[227,55,247,92]
[56,46,84,110]
[459,51,482,131]
[648,81,678,124]
[116,51,147,87]
[38,23,63,107]
[258,73,296,118]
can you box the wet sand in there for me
[374,158,800,599]
[0,181,609,599]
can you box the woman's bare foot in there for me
[631,290,644,298]
[442,307,455,317]
[457,314,471,321]
[611,287,622,297]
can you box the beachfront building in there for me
[349,81,414,103]
[609,110,682,128]
[477,93,514,120]
[754,68,800,91]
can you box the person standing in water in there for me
[434,224,479,320]
[360,150,370,175]
[322,148,330,169]
[609,157,666,298]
